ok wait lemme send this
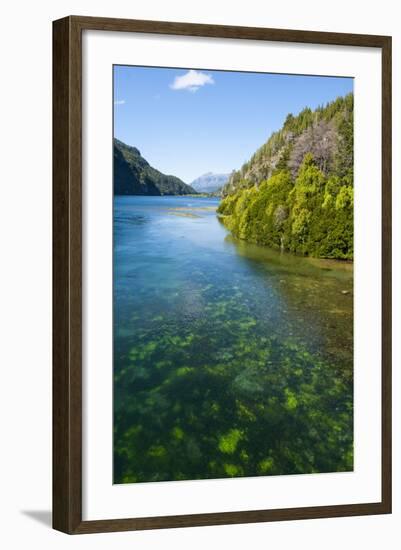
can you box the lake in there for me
[113,195,353,483]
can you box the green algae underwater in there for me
[113,196,353,483]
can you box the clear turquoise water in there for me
[113,195,353,483]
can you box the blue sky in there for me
[114,66,353,183]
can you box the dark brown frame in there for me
[53,15,392,534]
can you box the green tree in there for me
[218,94,354,260]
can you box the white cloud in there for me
[114,99,126,105]
[169,70,215,93]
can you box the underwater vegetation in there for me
[113,196,353,484]
[114,278,353,483]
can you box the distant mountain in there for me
[114,138,196,196]
[190,172,230,193]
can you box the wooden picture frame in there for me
[53,15,392,534]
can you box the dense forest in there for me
[114,138,196,196]
[218,93,354,260]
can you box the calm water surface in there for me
[114,196,353,483]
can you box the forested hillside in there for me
[218,94,353,259]
[114,138,196,196]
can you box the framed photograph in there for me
[53,16,392,534]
